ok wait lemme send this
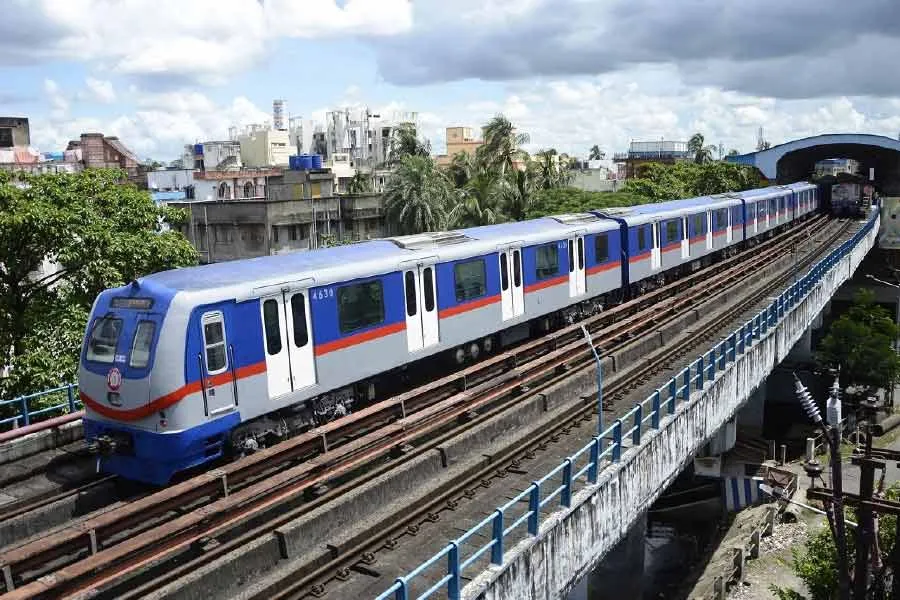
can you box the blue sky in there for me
[3,0,900,161]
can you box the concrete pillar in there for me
[786,326,814,362]
[708,417,737,455]
[738,385,765,434]
[587,512,647,600]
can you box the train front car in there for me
[79,279,217,485]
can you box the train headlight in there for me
[107,392,121,406]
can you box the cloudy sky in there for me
[3,0,900,161]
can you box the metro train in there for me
[80,182,819,484]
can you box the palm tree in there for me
[451,163,507,228]
[588,145,604,160]
[499,168,534,222]
[447,151,477,188]
[383,155,453,234]
[687,132,714,164]
[533,149,560,190]
[387,123,431,166]
[481,115,530,177]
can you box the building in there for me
[0,117,30,148]
[319,107,418,167]
[569,159,621,192]
[613,140,690,178]
[183,140,242,172]
[170,194,386,263]
[66,133,141,180]
[815,158,860,178]
[237,126,290,168]
[435,126,483,166]
[192,169,276,202]
[267,166,334,201]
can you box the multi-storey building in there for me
[237,126,290,168]
[0,117,30,148]
[613,140,690,178]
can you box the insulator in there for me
[794,373,823,424]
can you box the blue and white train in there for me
[80,183,819,484]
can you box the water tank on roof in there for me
[300,154,313,170]
[289,155,301,170]
[311,154,322,169]
[194,144,203,155]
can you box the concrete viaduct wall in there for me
[463,217,880,600]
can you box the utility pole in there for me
[852,397,881,598]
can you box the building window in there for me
[272,225,279,243]
[0,128,12,148]
[218,182,229,199]
[595,234,609,263]
[244,182,254,198]
[535,243,559,280]
[454,259,487,302]
[338,280,385,333]
[289,225,298,241]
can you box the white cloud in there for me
[2,1,412,86]
[84,77,116,104]
[43,78,69,119]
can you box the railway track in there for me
[235,217,856,600]
[0,215,842,599]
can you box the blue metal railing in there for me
[0,383,81,431]
[375,211,878,600]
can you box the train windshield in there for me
[86,316,123,364]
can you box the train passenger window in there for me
[404,271,417,317]
[86,316,123,364]
[535,243,559,280]
[290,294,309,347]
[513,251,521,287]
[594,235,609,262]
[129,321,156,369]
[338,280,385,333]
[423,268,435,312]
[499,253,509,291]
[568,240,574,273]
[202,313,228,373]
[637,227,647,251]
[262,300,282,355]
[666,220,678,243]
[717,209,729,229]
[577,237,584,270]
[693,214,705,235]
[454,259,487,302]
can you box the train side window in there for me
[535,243,559,280]
[577,237,584,269]
[262,300,282,355]
[499,253,509,291]
[290,294,309,347]
[454,259,487,302]
[129,321,156,369]
[568,240,574,273]
[202,312,228,373]
[594,234,609,263]
[666,220,678,243]
[86,316,123,364]
[637,227,647,251]
[717,208,729,229]
[693,214,704,235]
[338,280,385,333]
[404,271,417,317]
[423,267,435,312]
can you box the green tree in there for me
[0,168,197,401]
[346,171,372,195]
[446,151,477,189]
[624,162,761,202]
[588,145,604,160]
[525,188,648,219]
[727,149,740,157]
[688,132,715,164]
[452,165,507,228]
[481,115,530,177]
[498,168,535,222]
[383,155,454,234]
[387,122,431,166]
[817,288,900,391]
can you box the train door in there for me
[198,311,236,415]
[681,216,689,259]
[651,222,661,269]
[705,210,713,250]
[568,237,586,297]
[403,264,439,352]
[726,207,733,243]
[285,291,316,389]
[499,248,524,321]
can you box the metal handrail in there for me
[0,383,81,431]
[375,211,878,600]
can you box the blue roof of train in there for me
[142,240,407,291]
[460,217,570,240]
